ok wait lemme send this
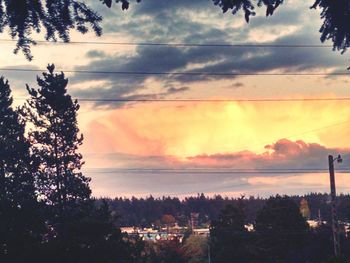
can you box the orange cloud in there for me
[82,100,350,168]
[186,138,350,168]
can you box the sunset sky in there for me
[2,0,350,198]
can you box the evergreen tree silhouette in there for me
[0,77,43,262]
[24,64,91,225]
[21,66,143,263]
[210,204,254,263]
[254,196,310,263]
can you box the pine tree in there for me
[22,66,142,263]
[0,77,35,200]
[254,196,310,263]
[210,204,253,263]
[25,64,91,220]
[0,76,42,260]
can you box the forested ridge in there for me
[105,193,350,227]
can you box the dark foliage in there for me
[0,67,143,263]
[311,0,350,56]
[209,196,350,263]
[37,200,144,263]
[142,239,187,263]
[254,196,310,263]
[100,0,141,10]
[210,204,254,263]
[0,0,103,60]
[24,64,91,217]
[0,76,44,262]
[212,0,284,22]
[0,77,36,204]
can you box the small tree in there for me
[182,234,208,263]
[161,214,176,233]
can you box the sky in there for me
[1,0,350,198]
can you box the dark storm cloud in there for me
[96,0,303,39]
[71,0,348,108]
[73,46,189,84]
[88,0,213,41]
[179,33,348,80]
[71,46,192,101]
[132,0,210,15]
[78,30,345,84]
[73,80,189,108]
[72,33,346,107]
[70,45,240,106]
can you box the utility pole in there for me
[328,154,341,257]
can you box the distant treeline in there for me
[104,193,350,227]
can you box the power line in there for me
[84,168,343,171]
[70,98,350,102]
[130,167,346,175]
[0,39,334,48]
[84,169,350,174]
[281,121,350,139]
[0,68,349,77]
[13,97,350,103]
